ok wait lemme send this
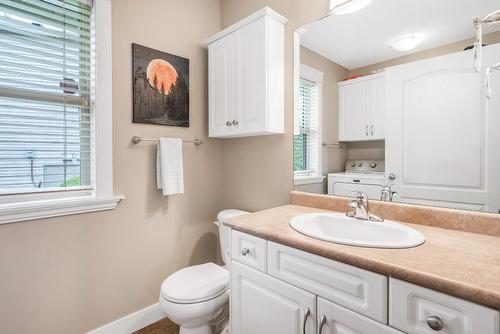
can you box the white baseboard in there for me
[86,303,165,334]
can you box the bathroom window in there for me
[0,0,120,224]
[294,64,323,185]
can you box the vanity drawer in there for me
[231,230,267,272]
[389,278,500,334]
[268,241,388,323]
[318,297,403,334]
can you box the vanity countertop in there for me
[225,204,500,310]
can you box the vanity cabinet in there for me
[206,8,287,138]
[229,229,500,334]
[338,73,385,141]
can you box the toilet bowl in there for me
[159,209,248,334]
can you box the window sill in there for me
[294,175,326,186]
[0,195,124,225]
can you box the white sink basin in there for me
[289,212,425,248]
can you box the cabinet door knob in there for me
[319,315,327,334]
[426,316,443,331]
[226,121,232,127]
[365,125,368,136]
[388,173,396,180]
[241,247,250,256]
[232,120,239,126]
[302,308,310,334]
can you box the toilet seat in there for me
[161,263,229,304]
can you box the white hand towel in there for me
[156,138,184,196]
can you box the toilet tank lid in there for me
[217,209,249,224]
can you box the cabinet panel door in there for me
[369,76,385,140]
[208,34,234,137]
[318,298,403,334]
[231,260,316,334]
[233,17,268,135]
[339,81,369,141]
[385,43,500,212]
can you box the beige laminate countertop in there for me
[225,204,500,310]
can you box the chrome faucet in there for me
[346,192,384,222]
[380,184,397,202]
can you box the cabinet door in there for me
[385,43,500,211]
[231,260,316,334]
[208,34,234,137]
[339,80,369,141]
[233,17,268,135]
[318,298,403,334]
[368,76,385,140]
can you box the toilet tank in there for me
[217,209,248,265]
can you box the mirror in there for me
[293,0,500,213]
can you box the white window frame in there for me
[294,64,325,186]
[0,0,123,224]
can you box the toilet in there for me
[159,209,248,334]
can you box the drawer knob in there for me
[426,316,443,331]
[241,247,250,256]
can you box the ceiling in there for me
[300,0,500,70]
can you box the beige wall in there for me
[0,1,221,333]
[220,0,330,210]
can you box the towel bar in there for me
[131,136,205,145]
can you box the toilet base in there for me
[180,324,212,334]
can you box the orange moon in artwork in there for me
[146,59,178,94]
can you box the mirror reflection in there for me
[293,0,500,213]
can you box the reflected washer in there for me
[327,160,385,200]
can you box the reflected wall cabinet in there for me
[338,72,385,141]
[205,7,287,138]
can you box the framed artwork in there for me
[132,43,189,127]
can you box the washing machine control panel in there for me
[345,160,385,173]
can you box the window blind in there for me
[294,78,320,175]
[0,0,92,194]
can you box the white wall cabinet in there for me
[338,73,385,141]
[206,8,287,138]
[229,229,500,334]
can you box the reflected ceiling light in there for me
[389,35,423,52]
[330,0,373,15]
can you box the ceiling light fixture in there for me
[330,0,373,15]
[389,35,423,52]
